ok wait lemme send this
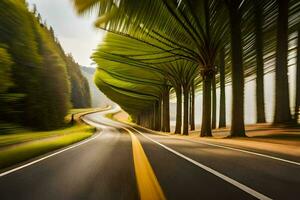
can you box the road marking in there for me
[169,136,300,167]
[132,125,300,167]
[131,127,272,200]
[0,119,102,178]
[124,127,166,200]
[0,107,122,178]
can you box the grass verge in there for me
[0,108,98,170]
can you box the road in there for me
[0,107,300,200]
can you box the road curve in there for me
[0,107,299,200]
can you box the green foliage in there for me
[73,0,300,133]
[0,0,91,131]
[64,55,91,108]
[0,46,13,93]
[33,24,71,129]
[0,0,42,128]
[0,45,21,129]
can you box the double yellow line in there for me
[123,127,166,200]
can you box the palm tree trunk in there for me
[150,111,154,129]
[162,86,170,132]
[148,110,151,129]
[254,1,266,123]
[295,30,300,123]
[183,84,189,135]
[154,100,161,131]
[140,114,143,127]
[150,110,154,130]
[142,113,146,127]
[274,0,292,124]
[190,84,195,130]
[158,99,162,130]
[175,85,182,134]
[143,114,146,127]
[219,48,226,128]
[212,74,217,129]
[136,114,141,125]
[189,89,192,128]
[201,72,213,137]
[144,112,148,128]
[152,109,156,130]
[228,3,245,137]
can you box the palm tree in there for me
[254,0,266,123]
[72,0,229,137]
[218,47,226,128]
[189,83,196,130]
[179,61,198,135]
[274,0,292,124]
[211,74,217,129]
[175,86,182,133]
[162,83,171,132]
[225,0,246,137]
[295,29,300,123]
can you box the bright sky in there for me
[27,0,105,67]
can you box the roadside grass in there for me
[0,125,92,147]
[0,125,94,169]
[0,108,98,170]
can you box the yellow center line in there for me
[123,127,166,200]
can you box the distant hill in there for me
[80,66,115,108]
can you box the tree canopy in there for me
[0,0,91,131]
[73,0,300,135]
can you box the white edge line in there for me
[0,118,102,178]
[131,127,272,200]
[134,124,300,167]
[176,137,300,167]
[120,120,300,167]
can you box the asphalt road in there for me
[0,107,299,200]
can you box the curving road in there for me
[0,107,300,200]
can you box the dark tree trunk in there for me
[147,111,150,129]
[254,1,266,123]
[162,86,170,132]
[152,106,155,130]
[190,84,195,130]
[219,48,226,128]
[152,108,156,130]
[183,85,189,135]
[148,110,152,129]
[189,90,192,128]
[141,113,146,127]
[154,100,161,131]
[158,99,162,130]
[151,111,154,130]
[274,0,292,124]
[150,110,154,130]
[143,113,146,127]
[211,74,217,129]
[175,85,182,134]
[295,30,300,123]
[137,114,141,125]
[140,114,143,127]
[228,2,245,137]
[144,113,147,128]
[201,72,213,137]
[150,110,154,129]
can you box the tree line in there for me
[72,0,300,136]
[0,0,91,132]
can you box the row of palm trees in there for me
[72,0,300,136]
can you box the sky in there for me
[27,0,105,67]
